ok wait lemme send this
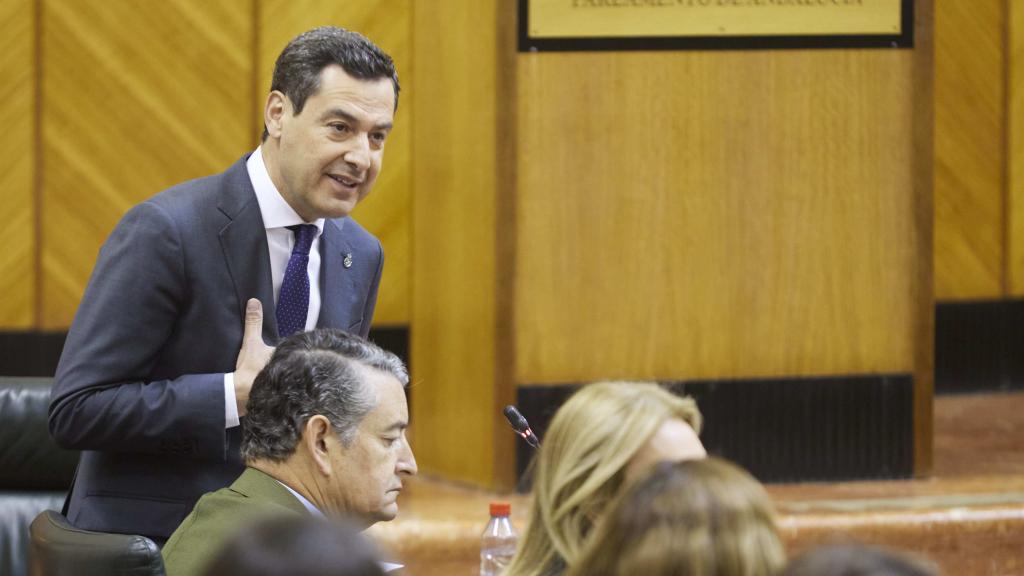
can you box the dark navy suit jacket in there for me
[48,155,382,539]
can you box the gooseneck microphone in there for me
[503,405,541,450]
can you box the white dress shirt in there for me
[223,148,325,428]
[277,480,325,517]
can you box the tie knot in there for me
[287,224,318,255]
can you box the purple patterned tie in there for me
[276,224,318,338]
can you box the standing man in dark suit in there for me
[48,26,400,542]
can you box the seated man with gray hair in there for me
[162,328,417,576]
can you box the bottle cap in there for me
[490,501,511,516]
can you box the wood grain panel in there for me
[515,49,920,384]
[411,0,509,487]
[0,0,35,329]
[934,0,1005,300]
[40,0,254,329]
[912,0,935,477]
[1010,0,1024,297]
[258,0,411,326]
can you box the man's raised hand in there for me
[233,298,275,417]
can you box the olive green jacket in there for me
[161,467,310,576]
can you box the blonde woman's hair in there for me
[568,457,786,576]
[505,382,702,576]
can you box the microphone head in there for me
[503,405,530,433]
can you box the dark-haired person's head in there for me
[568,457,786,576]
[782,544,939,576]
[263,26,399,141]
[241,328,416,526]
[261,27,400,223]
[201,516,386,576]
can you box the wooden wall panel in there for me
[515,50,920,384]
[411,0,508,487]
[913,0,936,478]
[934,0,1006,300]
[259,0,411,326]
[1010,0,1024,296]
[409,1,932,485]
[40,0,254,329]
[0,0,35,329]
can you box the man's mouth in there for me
[328,173,362,189]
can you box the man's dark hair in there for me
[261,26,399,140]
[240,328,408,463]
[202,516,384,576]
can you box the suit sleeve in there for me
[49,201,227,460]
[357,239,384,339]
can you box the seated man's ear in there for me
[304,415,335,477]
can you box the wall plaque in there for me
[519,0,913,52]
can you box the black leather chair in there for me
[29,510,164,576]
[0,377,79,576]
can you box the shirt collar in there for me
[273,478,403,572]
[275,479,325,518]
[247,146,326,234]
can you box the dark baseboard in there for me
[366,326,410,370]
[0,327,410,378]
[935,300,1024,394]
[4,330,918,484]
[0,332,67,377]
[516,374,915,485]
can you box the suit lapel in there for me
[318,218,359,331]
[217,157,278,343]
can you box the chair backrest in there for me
[0,377,79,490]
[0,377,79,576]
[29,511,165,576]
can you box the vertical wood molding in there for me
[410,0,503,487]
[251,0,261,149]
[33,0,42,329]
[913,0,936,477]
[1009,0,1024,296]
[0,0,36,329]
[493,0,520,490]
[933,0,1007,300]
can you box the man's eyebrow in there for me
[319,108,356,123]
[319,108,393,132]
[384,420,408,433]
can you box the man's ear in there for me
[264,90,289,140]
[303,415,335,477]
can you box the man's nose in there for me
[397,440,418,476]
[343,135,371,172]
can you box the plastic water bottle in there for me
[480,501,517,576]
